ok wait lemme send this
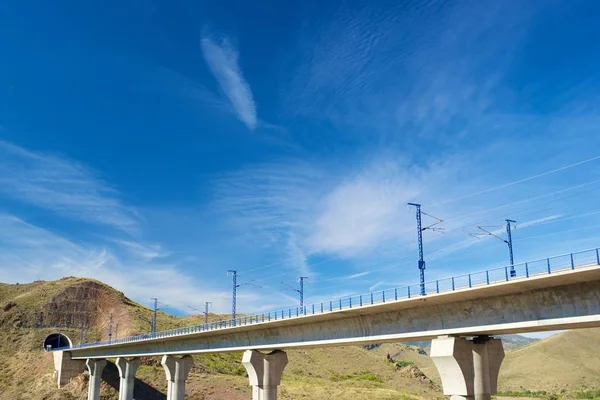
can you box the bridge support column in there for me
[242,350,288,400]
[115,357,141,400]
[161,355,194,400]
[430,336,504,400]
[86,359,106,400]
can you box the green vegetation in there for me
[330,371,384,384]
[197,353,248,376]
[574,389,600,399]
[3,277,600,400]
[0,277,446,400]
[497,389,557,398]
[394,360,415,368]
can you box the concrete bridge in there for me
[48,248,600,400]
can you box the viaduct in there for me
[47,248,600,400]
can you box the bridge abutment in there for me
[161,355,194,400]
[52,351,86,388]
[85,358,106,400]
[430,336,504,400]
[115,357,141,400]
[242,350,288,400]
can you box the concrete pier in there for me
[430,336,504,400]
[161,355,194,400]
[86,358,106,400]
[242,350,288,400]
[115,357,141,400]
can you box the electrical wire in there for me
[239,177,600,280]
[279,183,600,290]
[442,178,600,223]
[518,224,600,241]
[233,169,600,299]
[429,155,600,208]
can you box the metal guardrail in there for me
[54,247,600,351]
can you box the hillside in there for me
[0,278,443,400]
[405,334,538,354]
[2,277,600,400]
[499,328,600,396]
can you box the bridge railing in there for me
[55,247,600,351]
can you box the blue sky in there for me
[2,0,600,337]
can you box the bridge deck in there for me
[62,259,600,359]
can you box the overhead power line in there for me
[228,270,262,325]
[108,313,113,344]
[519,224,600,241]
[520,209,600,229]
[280,277,309,308]
[432,180,600,240]
[235,169,600,293]
[238,247,326,276]
[240,176,600,284]
[407,203,444,296]
[150,299,169,335]
[443,178,600,223]
[298,203,600,296]
[256,190,600,295]
[188,302,212,326]
[469,219,517,277]
[430,155,600,208]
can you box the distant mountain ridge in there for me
[405,334,538,354]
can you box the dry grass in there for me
[0,278,443,400]
[3,278,600,400]
[499,328,600,394]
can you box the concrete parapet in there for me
[242,350,288,400]
[115,357,141,400]
[161,355,194,400]
[86,358,106,400]
[431,336,504,400]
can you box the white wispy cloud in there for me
[347,271,370,279]
[212,155,459,269]
[306,159,425,257]
[0,140,139,232]
[148,65,232,113]
[0,213,270,314]
[212,159,323,244]
[516,215,562,229]
[286,2,533,140]
[201,35,257,130]
[107,238,169,262]
[286,234,312,277]
[210,138,600,292]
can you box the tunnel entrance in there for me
[43,333,72,351]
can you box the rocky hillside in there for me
[2,277,599,400]
[0,278,443,400]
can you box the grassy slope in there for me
[3,277,600,399]
[0,278,443,400]
[499,328,600,394]
[402,330,600,397]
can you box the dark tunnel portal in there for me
[43,333,71,350]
